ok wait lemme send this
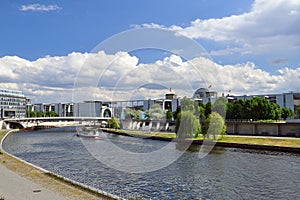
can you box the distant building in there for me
[143,88,180,113]
[0,88,27,118]
[29,100,112,118]
[73,101,102,117]
[103,100,144,118]
[25,87,300,120]
[55,103,74,117]
[192,88,218,104]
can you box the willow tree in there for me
[175,110,201,138]
[203,112,226,140]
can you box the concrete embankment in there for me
[227,121,300,137]
[0,130,119,200]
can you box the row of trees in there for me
[123,104,167,121]
[226,97,293,120]
[174,96,294,138]
[175,97,226,139]
[26,110,59,118]
[179,96,294,122]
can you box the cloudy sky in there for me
[1,0,300,103]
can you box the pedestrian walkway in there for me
[0,164,69,200]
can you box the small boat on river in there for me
[76,127,100,139]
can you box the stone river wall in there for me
[226,122,300,137]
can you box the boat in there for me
[76,127,100,139]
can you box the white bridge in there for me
[2,117,111,129]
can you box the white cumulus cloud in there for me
[0,52,300,103]
[20,4,62,12]
[138,0,300,58]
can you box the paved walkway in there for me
[0,163,69,200]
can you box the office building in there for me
[0,88,27,118]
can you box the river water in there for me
[2,127,300,199]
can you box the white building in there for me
[143,89,180,113]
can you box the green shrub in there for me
[108,118,120,129]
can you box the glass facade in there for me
[0,88,27,118]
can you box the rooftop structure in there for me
[192,87,218,104]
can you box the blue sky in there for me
[1,0,300,103]
[1,0,252,61]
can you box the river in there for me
[2,127,300,199]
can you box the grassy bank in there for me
[219,136,300,148]
[0,130,116,200]
[104,129,300,148]
[103,128,176,139]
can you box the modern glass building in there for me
[0,88,27,118]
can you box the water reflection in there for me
[176,143,227,154]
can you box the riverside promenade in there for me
[0,130,115,200]
[0,163,68,200]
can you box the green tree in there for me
[175,110,201,138]
[37,111,45,117]
[205,102,212,118]
[108,118,120,129]
[46,111,59,117]
[281,107,293,120]
[230,97,281,121]
[226,102,234,119]
[232,99,245,119]
[271,102,281,120]
[26,110,37,118]
[173,106,181,121]
[203,112,226,140]
[193,101,200,119]
[147,104,165,120]
[247,97,280,120]
[212,97,227,118]
[166,110,173,121]
[198,102,206,121]
[124,108,141,120]
[180,97,194,113]
[295,106,300,119]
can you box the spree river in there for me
[2,127,300,199]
